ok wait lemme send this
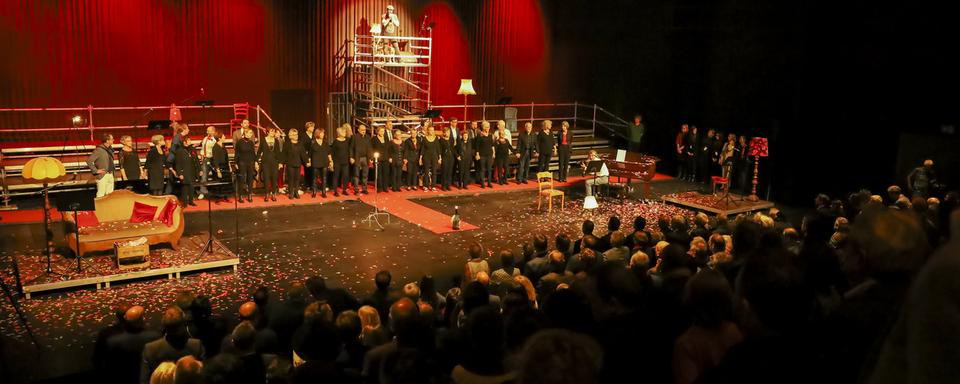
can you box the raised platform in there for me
[18,234,238,299]
[661,191,775,216]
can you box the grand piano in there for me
[592,151,660,199]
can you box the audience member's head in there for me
[303,301,334,324]
[305,276,328,300]
[252,286,270,309]
[174,355,203,384]
[633,216,647,231]
[783,228,800,243]
[737,251,811,334]
[388,297,421,344]
[292,318,342,364]
[657,216,671,233]
[886,185,902,203]
[403,282,420,301]
[517,329,603,384]
[463,307,506,375]
[732,220,762,257]
[150,361,176,384]
[610,232,625,248]
[694,212,709,228]
[549,250,566,267]
[468,242,484,260]
[335,310,361,343]
[848,207,929,277]
[582,220,595,235]
[685,270,735,328]
[660,244,692,274]
[374,270,392,292]
[708,233,726,254]
[286,281,308,304]
[582,235,600,252]
[161,306,187,339]
[629,251,651,270]
[123,305,146,332]
[238,301,257,322]
[556,233,572,253]
[533,234,549,253]
[358,305,381,330]
[462,281,491,315]
[230,321,257,355]
[608,216,621,232]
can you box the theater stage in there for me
[0,175,723,383]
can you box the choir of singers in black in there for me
[129,118,573,206]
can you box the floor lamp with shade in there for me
[22,157,66,274]
[457,79,476,123]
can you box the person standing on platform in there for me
[735,135,750,195]
[232,119,251,144]
[440,126,455,191]
[402,128,421,190]
[457,122,476,189]
[448,118,460,182]
[686,125,699,182]
[257,128,283,202]
[536,120,557,174]
[675,124,690,181]
[557,121,574,182]
[469,121,481,182]
[165,123,189,195]
[118,135,142,182]
[331,127,352,197]
[516,122,536,184]
[494,130,515,185]
[907,159,937,198]
[387,129,404,192]
[309,128,332,198]
[282,128,307,200]
[302,122,315,192]
[493,120,512,182]
[145,135,166,196]
[372,126,390,193]
[86,133,116,197]
[719,133,737,180]
[172,136,197,206]
[476,121,495,188]
[198,126,218,199]
[235,129,257,202]
[628,114,645,153]
[351,124,372,195]
[420,123,441,191]
[698,129,716,184]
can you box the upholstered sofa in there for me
[64,190,184,257]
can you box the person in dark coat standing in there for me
[331,127,352,196]
[386,129,404,192]
[235,129,257,202]
[556,121,574,182]
[309,129,332,198]
[145,135,167,196]
[172,136,197,206]
[457,123,476,189]
[402,131,421,190]
[258,128,283,202]
[283,128,308,199]
[351,124,373,194]
[516,122,536,184]
[439,126,456,191]
[140,307,204,384]
[537,120,556,173]
[371,126,390,193]
[476,121,495,188]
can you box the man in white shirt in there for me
[585,150,608,197]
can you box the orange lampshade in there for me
[457,79,476,96]
[23,156,66,181]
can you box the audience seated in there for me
[83,182,957,384]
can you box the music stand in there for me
[55,189,97,272]
[196,180,231,257]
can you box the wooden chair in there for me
[537,171,564,212]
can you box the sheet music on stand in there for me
[615,149,627,162]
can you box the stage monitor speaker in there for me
[504,107,518,132]
[270,89,316,133]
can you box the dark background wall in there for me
[0,0,957,204]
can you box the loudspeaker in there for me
[270,89,316,132]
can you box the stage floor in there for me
[0,176,731,383]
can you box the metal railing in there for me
[0,103,282,206]
[429,102,631,140]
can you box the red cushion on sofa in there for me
[129,201,159,223]
[76,211,100,228]
[157,198,178,227]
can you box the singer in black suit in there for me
[402,133,421,190]
[234,129,257,202]
[516,122,536,184]
[145,135,167,196]
[537,120,556,173]
[173,137,197,206]
[309,129,332,198]
[371,127,390,193]
[439,127,455,191]
[331,127,351,196]
[258,128,283,202]
[476,122,495,188]
[420,125,441,191]
[351,124,373,194]
[556,121,574,182]
[456,125,475,189]
[386,130,404,192]
[283,129,308,199]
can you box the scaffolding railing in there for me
[429,102,631,140]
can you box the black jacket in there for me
[310,139,331,168]
[476,134,494,158]
[537,130,555,153]
[351,134,372,160]
[517,131,536,155]
[174,146,196,183]
[284,140,308,167]
[258,138,283,168]
[235,138,257,163]
[402,136,421,161]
